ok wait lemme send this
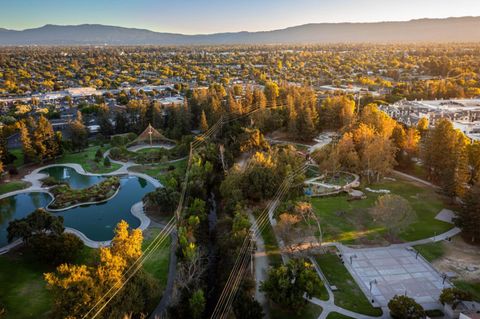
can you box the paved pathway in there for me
[127,143,175,152]
[248,213,270,318]
[392,170,438,189]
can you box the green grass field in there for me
[454,280,480,301]
[315,253,382,317]
[0,249,53,319]
[56,145,121,174]
[326,313,354,319]
[130,158,187,185]
[142,227,172,288]
[414,242,445,262]
[270,302,322,319]
[311,178,452,244]
[0,180,30,195]
[0,244,97,319]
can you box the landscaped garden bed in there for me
[46,176,120,210]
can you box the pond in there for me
[0,168,156,247]
[0,192,51,247]
[39,166,104,189]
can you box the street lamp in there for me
[369,279,377,304]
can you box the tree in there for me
[188,289,205,319]
[69,111,88,151]
[18,120,36,162]
[422,118,470,197]
[32,115,59,161]
[199,110,209,132]
[370,195,415,235]
[103,156,111,167]
[233,278,264,319]
[417,117,429,137]
[95,149,103,162]
[456,182,480,243]
[360,104,397,138]
[260,258,323,312]
[320,95,355,129]
[388,295,425,319]
[239,128,270,153]
[30,232,83,265]
[45,220,156,319]
[7,209,82,265]
[7,208,64,244]
[275,213,301,253]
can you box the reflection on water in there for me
[54,176,155,241]
[0,192,52,246]
[39,166,104,189]
[0,166,156,246]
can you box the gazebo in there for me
[132,124,175,146]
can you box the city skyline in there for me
[1,0,480,34]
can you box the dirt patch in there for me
[432,236,480,282]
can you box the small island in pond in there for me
[44,176,121,210]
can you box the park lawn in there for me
[270,302,322,319]
[327,313,354,319]
[0,245,96,319]
[414,242,445,262]
[0,249,53,319]
[311,177,452,244]
[130,158,187,185]
[142,227,172,289]
[0,180,30,195]
[315,253,383,317]
[56,145,121,174]
[454,280,480,302]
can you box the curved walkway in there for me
[393,170,438,189]
[128,143,175,152]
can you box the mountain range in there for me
[1,17,480,45]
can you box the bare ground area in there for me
[432,236,480,282]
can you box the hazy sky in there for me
[2,0,480,34]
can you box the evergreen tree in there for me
[456,182,480,243]
[199,110,209,132]
[18,120,36,162]
[422,118,470,197]
[69,111,88,151]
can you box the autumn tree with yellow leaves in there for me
[45,220,158,319]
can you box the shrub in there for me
[7,164,18,175]
[126,132,137,142]
[388,295,425,319]
[94,148,103,162]
[104,156,111,167]
[440,288,473,309]
[109,147,122,159]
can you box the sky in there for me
[1,0,480,34]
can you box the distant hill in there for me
[1,17,480,45]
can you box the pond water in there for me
[0,167,156,247]
[0,192,52,247]
[39,166,104,189]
